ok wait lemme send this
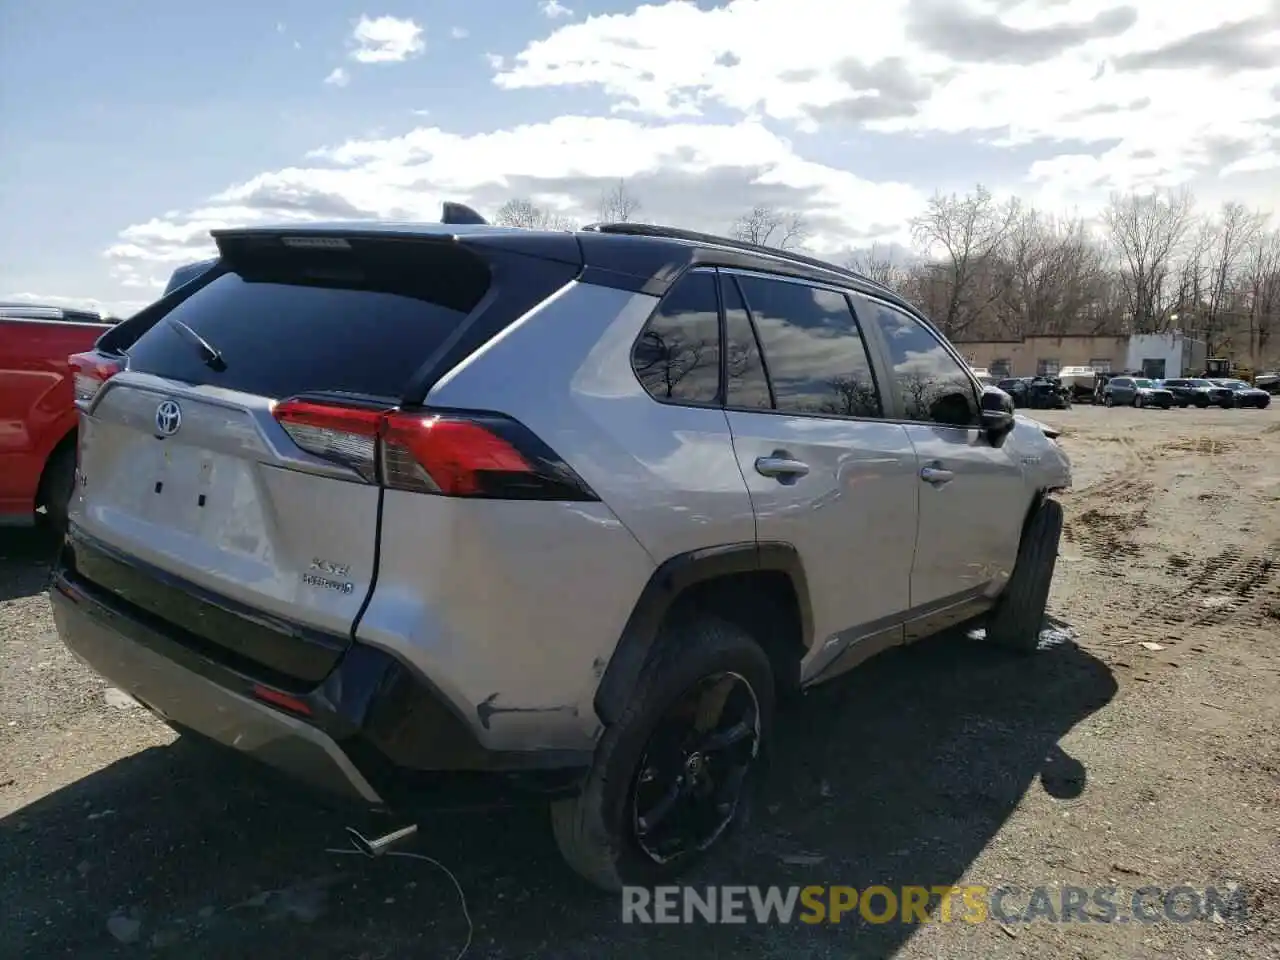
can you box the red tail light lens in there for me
[272,400,598,501]
[274,400,382,482]
[69,351,123,403]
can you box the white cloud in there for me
[324,67,350,87]
[276,21,286,33]
[494,0,1280,207]
[451,26,470,39]
[540,0,573,18]
[350,14,424,64]
[485,52,506,70]
[103,115,928,287]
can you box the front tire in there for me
[985,498,1064,653]
[551,618,775,891]
[1104,394,1114,408]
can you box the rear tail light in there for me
[273,400,381,482]
[272,399,598,501]
[68,351,123,403]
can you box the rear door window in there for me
[124,242,490,400]
[721,275,772,410]
[734,275,882,418]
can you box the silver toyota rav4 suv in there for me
[52,208,1070,891]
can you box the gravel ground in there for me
[2,403,1278,959]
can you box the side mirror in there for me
[980,387,1016,444]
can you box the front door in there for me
[855,296,1029,627]
[717,271,918,679]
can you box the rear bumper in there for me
[49,544,592,809]
[51,581,383,803]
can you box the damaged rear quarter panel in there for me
[353,493,655,753]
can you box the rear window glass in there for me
[124,247,489,399]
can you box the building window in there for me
[1036,358,1060,376]
[990,358,1011,377]
[1090,358,1111,373]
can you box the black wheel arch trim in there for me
[593,540,813,726]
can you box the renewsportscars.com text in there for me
[621,884,1249,926]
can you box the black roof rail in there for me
[441,201,488,226]
[582,221,899,298]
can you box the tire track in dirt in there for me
[1064,430,1155,563]
[1145,548,1279,630]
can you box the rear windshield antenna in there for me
[441,202,488,225]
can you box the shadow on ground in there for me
[2,625,1116,959]
[0,527,61,603]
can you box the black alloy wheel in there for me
[630,671,761,865]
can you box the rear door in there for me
[855,297,1028,618]
[718,271,918,681]
[70,238,495,684]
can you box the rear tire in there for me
[550,618,774,891]
[39,444,76,535]
[985,498,1063,653]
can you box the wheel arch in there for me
[593,541,813,726]
[36,423,77,510]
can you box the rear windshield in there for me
[124,244,489,399]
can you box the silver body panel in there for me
[73,373,378,638]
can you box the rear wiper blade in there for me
[165,317,227,372]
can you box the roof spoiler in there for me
[441,202,488,226]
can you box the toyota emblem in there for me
[155,400,182,437]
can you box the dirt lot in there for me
[2,404,1278,959]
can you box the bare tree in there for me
[1103,188,1195,333]
[597,179,642,223]
[994,210,1112,337]
[1200,202,1265,354]
[909,184,1021,338]
[1241,224,1280,364]
[846,243,906,292]
[493,197,575,230]
[730,206,809,250]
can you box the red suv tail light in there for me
[273,399,598,501]
[68,351,124,403]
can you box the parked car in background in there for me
[47,211,1071,890]
[1209,378,1271,408]
[1253,372,1279,395]
[1104,376,1173,408]
[996,377,1031,406]
[0,302,115,530]
[1159,378,1236,408]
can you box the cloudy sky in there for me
[2,0,1278,315]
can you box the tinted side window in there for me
[735,276,881,418]
[721,276,772,410]
[869,304,977,426]
[632,271,721,404]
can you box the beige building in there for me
[955,335,1131,378]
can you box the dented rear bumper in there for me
[49,538,591,809]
